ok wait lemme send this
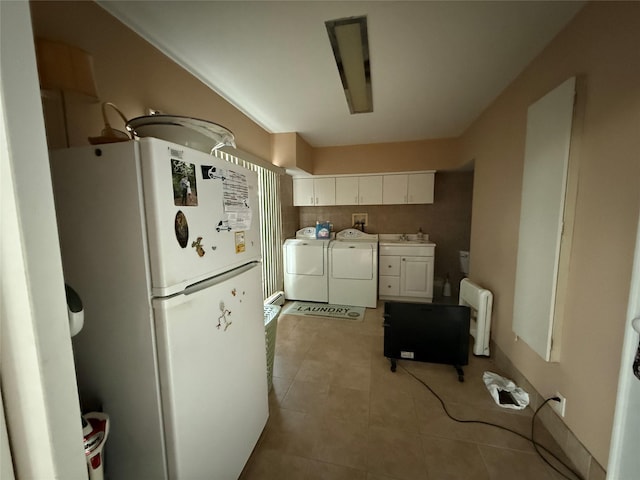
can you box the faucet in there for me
[399,233,409,241]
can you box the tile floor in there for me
[240,302,577,480]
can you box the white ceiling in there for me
[98,1,584,148]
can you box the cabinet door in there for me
[400,256,434,298]
[358,176,383,205]
[313,178,335,206]
[335,177,359,205]
[407,173,434,204]
[293,178,315,206]
[383,174,408,204]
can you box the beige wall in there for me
[280,174,298,241]
[313,137,462,175]
[272,132,314,173]
[30,0,640,467]
[30,1,272,160]
[459,1,640,465]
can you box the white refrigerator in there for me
[50,137,269,479]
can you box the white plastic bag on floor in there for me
[483,371,529,410]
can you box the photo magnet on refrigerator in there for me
[171,159,198,206]
[174,211,189,248]
[235,231,246,253]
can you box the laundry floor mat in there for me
[282,302,365,320]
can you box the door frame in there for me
[0,2,86,477]
[607,209,640,476]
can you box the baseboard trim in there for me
[490,340,606,480]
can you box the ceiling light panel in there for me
[325,15,373,114]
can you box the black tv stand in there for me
[383,302,471,383]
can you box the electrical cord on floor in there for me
[398,363,585,480]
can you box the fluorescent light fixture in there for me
[325,16,372,114]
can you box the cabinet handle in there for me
[402,258,406,261]
[388,265,392,268]
[316,197,319,204]
[310,196,313,204]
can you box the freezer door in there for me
[153,263,269,479]
[139,137,262,296]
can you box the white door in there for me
[1,3,86,478]
[608,213,640,478]
[512,77,576,361]
[400,256,433,298]
[153,263,268,480]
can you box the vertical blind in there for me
[214,150,283,300]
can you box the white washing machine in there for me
[329,229,379,308]
[283,227,333,302]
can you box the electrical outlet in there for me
[551,392,567,417]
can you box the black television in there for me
[383,302,471,381]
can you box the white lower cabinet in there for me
[379,255,401,296]
[400,256,433,298]
[379,244,434,302]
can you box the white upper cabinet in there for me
[293,171,433,206]
[293,178,335,206]
[407,172,434,204]
[383,172,434,205]
[335,177,359,205]
[313,177,336,206]
[383,174,409,204]
[293,178,314,206]
[358,176,383,205]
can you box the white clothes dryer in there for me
[329,229,379,308]
[283,227,333,302]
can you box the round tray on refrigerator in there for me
[126,114,236,153]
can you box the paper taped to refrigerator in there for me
[221,169,252,230]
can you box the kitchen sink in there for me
[379,239,429,245]
[378,233,434,246]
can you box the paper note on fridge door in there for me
[152,263,268,480]
[138,137,261,296]
[222,168,252,230]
